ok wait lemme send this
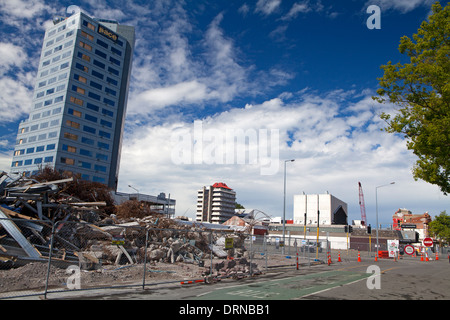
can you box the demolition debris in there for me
[0,171,264,294]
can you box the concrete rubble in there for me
[0,171,252,273]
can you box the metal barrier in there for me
[0,218,266,299]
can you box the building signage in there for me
[98,24,118,42]
[400,224,417,229]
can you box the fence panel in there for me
[0,217,54,298]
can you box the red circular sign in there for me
[423,238,433,247]
[404,245,415,255]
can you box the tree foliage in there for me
[373,2,450,194]
[429,211,450,244]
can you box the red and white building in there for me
[196,182,236,224]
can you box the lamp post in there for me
[128,184,139,201]
[375,182,395,252]
[283,159,295,254]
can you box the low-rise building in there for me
[392,208,432,241]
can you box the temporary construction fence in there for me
[1,216,314,299]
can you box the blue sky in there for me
[0,0,448,225]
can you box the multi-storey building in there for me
[293,193,348,226]
[196,182,237,224]
[10,11,135,190]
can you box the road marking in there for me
[194,270,371,300]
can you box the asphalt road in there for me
[46,253,450,301]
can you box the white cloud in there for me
[365,0,435,13]
[0,42,27,74]
[255,0,282,16]
[0,77,32,122]
[118,89,449,223]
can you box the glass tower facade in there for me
[10,12,135,190]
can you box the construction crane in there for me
[358,182,367,227]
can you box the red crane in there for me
[358,182,367,227]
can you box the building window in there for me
[100,119,112,128]
[92,70,104,80]
[75,62,89,73]
[62,144,77,153]
[93,59,105,69]
[80,148,93,157]
[81,137,95,145]
[36,146,45,152]
[74,74,87,84]
[90,81,102,90]
[44,156,54,163]
[69,96,84,107]
[46,144,56,150]
[64,132,78,141]
[86,102,100,112]
[109,56,120,66]
[34,158,43,164]
[111,47,122,56]
[102,109,114,117]
[78,161,91,169]
[85,114,98,123]
[81,31,94,41]
[77,51,91,62]
[99,130,111,139]
[79,41,92,51]
[96,153,108,161]
[96,39,108,49]
[95,49,107,59]
[72,85,85,95]
[82,20,95,31]
[93,176,106,183]
[24,159,32,165]
[94,164,107,172]
[83,125,96,134]
[98,141,109,150]
[61,157,75,165]
[26,147,34,154]
[105,87,116,96]
[66,120,80,129]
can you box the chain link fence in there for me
[2,217,309,299]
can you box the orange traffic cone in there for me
[357,251,361,262]
[420,253,424,261]
[338,251,342,262]
[374,253,378,262]
[436,251,439,261]
[426,252,429,262]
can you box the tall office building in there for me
[10,11,135,190]
[196,182,237,224]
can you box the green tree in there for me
[373,2,450,194]
[429,211,450,245]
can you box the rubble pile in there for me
[0,171,249,272]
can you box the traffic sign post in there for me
[404,245,415,255]
[423,238,433,247]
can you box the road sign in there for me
[423,238,433,247]
[404,245,415,255]
[387,239,399,258]
[225,237,234,249]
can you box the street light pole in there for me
[375,182,395,252]
[128,184,139,201]
[283,159,295,254]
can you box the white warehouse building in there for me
[293,193,348,226]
